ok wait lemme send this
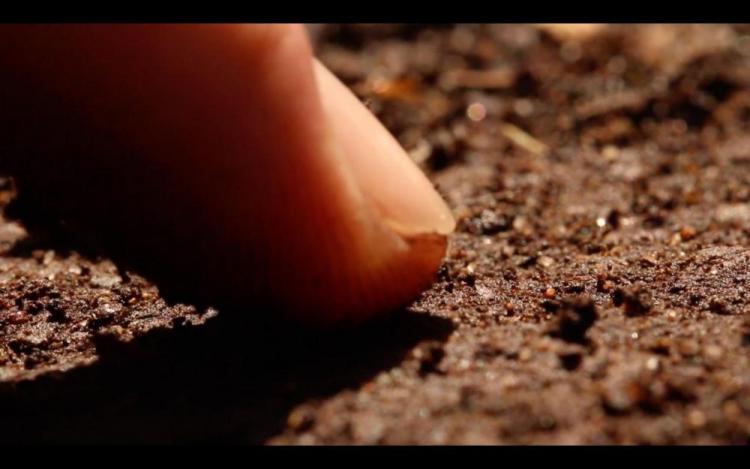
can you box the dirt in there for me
[3,24,750,444]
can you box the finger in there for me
[0,24,455,325]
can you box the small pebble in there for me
[687,409,707,428]
[679,226,697,241]
[602,145,620,160]
[538,256,555,268]
[466,102,487,122]
[703,344,723,361]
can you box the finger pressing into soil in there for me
[0,24,455,326]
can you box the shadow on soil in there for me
[1,300,455,444]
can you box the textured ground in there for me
[2,24,750,444]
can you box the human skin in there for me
[0,24,455,326]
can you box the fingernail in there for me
[312,61,456,239]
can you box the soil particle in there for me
[613,285,654,317]
[412,340,446,376]
[741,319,750,347]
[547,296,598,344]
[558,351,583,371]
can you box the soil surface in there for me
[3,24,750,444]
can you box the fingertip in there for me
[312,60,456,239]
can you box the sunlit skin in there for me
[0,24,455,326]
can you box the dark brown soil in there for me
[3,24,750,444]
